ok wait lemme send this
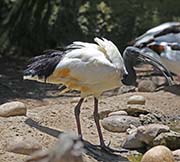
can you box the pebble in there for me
[98,110,112,119]
[124,105,149,117]
[127,95,146,105]
[0,101,27,117]
[123,124,170,149]
[102,115,141,133]
[108,111,128,117]
[6,136,42,155]
[139,113,166,124]
[172,149,180,162]
[153,131,180,150]
[152,76,166,86]
[141,145,175,162]
[138,80,156,92]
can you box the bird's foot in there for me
[100,144,128,154]
[91,142,128,154]
[83,139,128,155]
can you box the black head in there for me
[121,47,140,86]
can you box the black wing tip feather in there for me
[24,49,66,80]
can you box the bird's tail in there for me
[23,49,66,83]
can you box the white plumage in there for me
[24,37,127,98]
[132,22,180,81]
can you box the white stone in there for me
[102,115,141,133]
[138,80,156,92]
[108,111,128,117]
[98,109,112,119]
[172,149,180,162]
[124,105,149,117]
[127,95,146,105]
[0,101,27,117]
[6,136,42,155]
[141,145,175,162]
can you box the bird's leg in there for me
[93,97,128,154]
[93,97,105,146]
[74,98,84,139]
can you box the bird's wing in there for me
[24,50,66,81]
[54,47,119,84]
[146,22,180,36]
[134,22,180,47]
[72,38,125,70]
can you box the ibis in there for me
[24,38,173,152]
[132,22,180,81]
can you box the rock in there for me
[137,124,170,145]
[124,105,149,117]
[108,111,128,117]
[153,131,180,150]
[139,113,166,124]
[172,149,180,162]
[6,136,42,155]
[123,124,170,149]
[26,133,84,162]
[0,101,26,117]
[98,110,112,119]
[152,76,166,86]
[127,95,146,105]
[102,115,141,133]
[117,85,136,94]
[138,80,157,92]
[141,145,175,162]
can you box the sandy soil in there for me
[0,57,180,162]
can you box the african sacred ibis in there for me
[132,22,180,81]
[24,37,173,152]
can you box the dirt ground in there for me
[0,57,180,162]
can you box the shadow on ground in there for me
[163,84,180,96]
[25,118,129,162]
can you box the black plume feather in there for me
[24,50,65,81]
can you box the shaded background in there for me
[0,0,180,58]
